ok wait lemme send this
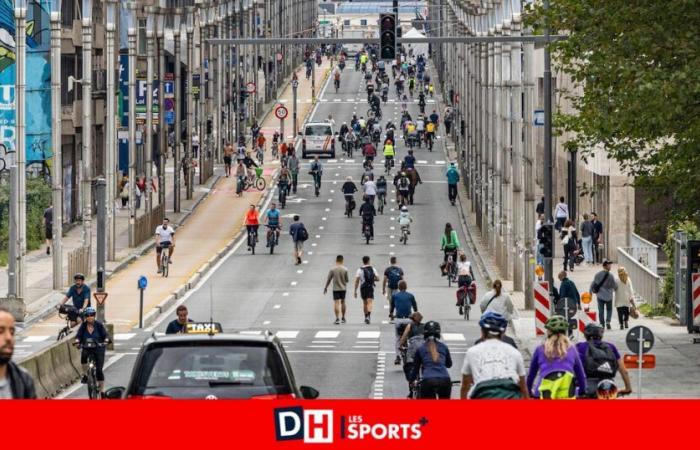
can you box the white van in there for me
[300,122,336,159]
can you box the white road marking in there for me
[297,269,303,274]
[273,304,281,309]
[23,336,49,343]
[357,331,381,339]
[308,345,336,348]
[355,345,379,349]
[282,292,290,296]
[417,160,428,164]
[315,330,340,339]
[113,333,136,341]
[325,208,330,212]
[311,243,317,247]
[239,330,263,335]
[390,226,395,230]
[263,321,271,325]
[303,260,309,264]
[319,226,324,230]
[315,235,321,238]
[435,160,446,164]
[390,244,395,248]
[276,331,299,339]
[443,333,466,342]
[307,251,313,255]
[290,281,298,286]
[390,235,395,239]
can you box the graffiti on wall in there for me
[0,0,52,173]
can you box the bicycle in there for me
[271,142,279,159]
[77,339,106,400]
[367,108,383,121]
[410,378,461,399]
[256,147,264,165]
[384,157,393,175]
[334,78,340,93]
[400,225,410,245]
[362,220,372,245]
[426,133,434,152]
[243,167,266,191]
[345,195,354,218]
[311,171,321,197]
[158,242,172,277]
[56,305,81,341]
[266,225,280,255]
[444,250,458,287]
[456,282,476,320]
[247,227,258,254]
[278,183,288,209]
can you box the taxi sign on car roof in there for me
[185,322,223,335]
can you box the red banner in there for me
[4,400,697,448]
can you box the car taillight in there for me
[251,393,297,400]
[127,395,172,400]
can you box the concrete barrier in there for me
[51,341,81,390]
[18,356,50,399]
[33,345,62,397]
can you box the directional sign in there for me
[246,82,256,94]
[93,292,109,306]
[534,109,545,126]
[164,80,175,98]
[138,275,148,290]
[292,79,299,89]
[165,111,175,125]
[274,105,288,120]
[626,325,654,354]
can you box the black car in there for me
[105,327,319,400]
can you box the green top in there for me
[441,230,461,250]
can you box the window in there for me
[343,20,350,26]
[60,54,76,106]
[61,0,77,27]
[360,20,367,26]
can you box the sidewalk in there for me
[18,59,330,340]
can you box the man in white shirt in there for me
[554,196,569,231]
[363,178,377,204]
[460,312,529,399]
[154,218,176,273]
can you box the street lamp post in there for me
[157,2,166,210]
[14,0,27,301]
[292,77,298,138]
[105,0,116,261]
[186,6,194,199]
[81,0,93,263]
[127,2,137,247]
[172,7,182,213]
[197,4,206,185]
[50,0,63,288]
[145,6,156,214]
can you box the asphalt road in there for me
[63,62,488,399]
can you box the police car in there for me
[104,323,319,400]
[300,122,336,159]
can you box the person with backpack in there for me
[526,316,587,399]
[324,255,350,325]
[382,256,405,303]
[354,256,379,324]
[289,215,308,265]
[389,280,418,365]
[461,312,529,399]
[590,259,618,329]
[412,321,453,399]
[396,172,411,206]
[446,162,460,205]
[398,312,425,398]
[576,323,632,398]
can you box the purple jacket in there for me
[526,345,587,397]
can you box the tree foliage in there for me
[0,179,52,265]
[525,0,700,224]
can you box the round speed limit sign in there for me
[274,105,288,120]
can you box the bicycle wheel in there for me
[464,303,470,321]
[255,177,266,191]
[162,254,169,277]
[87,365,99,399]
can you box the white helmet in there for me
[401,205,408,212]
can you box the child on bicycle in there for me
[398,205,413,235]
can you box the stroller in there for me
[572,239,585,266]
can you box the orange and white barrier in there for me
[578,310,598,334]
[534,281,550,336]
[692,273,700,327]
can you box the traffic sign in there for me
[534,109,545,126]
[292,79,299,89]
[626,325,654,354]
[138,275,148,290]
[246,82,256,94]
[164,80,175,98]
[274,105,288,120]
[165,111,175,125]
[93,292,109,306]
[164,98,175,111]
[623,354,656,369]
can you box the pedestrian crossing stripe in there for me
[113,333,137,341]
[442,333,466,342]
[22,336,50,343]
[315,330,340,339]
[276,331,299,339]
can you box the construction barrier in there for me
[693,273,700,327]
[578,310,598,334]
[534,281,550,336]
[19,339,82,399]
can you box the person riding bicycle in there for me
[370,93,381,115]
[397,312,425,397]
[396,172,411,205]
[333,69,341,90]
[366,81,375,102]
[398,205,413,236]
[154,217,176,273]
[404,150,416,170]
[310,156,323,192]
[278,167,291,206]
[383,139,395,169]
[376,175,388,204]
[362,141,377,166]
[351,114,359,130]
[74,307,110,398]
[576,323,632,398]
[441,222,461,275]
[59,273,91,326]
[381,82,389,100]
[456,252,474,288]
[527,315,587,399]
[363,176,378,206]
[389,280,418,364]
[384,121,396,143]
[412,321,453,399]
[342,176,358,216]
[460,312,529,399]
[359,196,376,240]
[244,204,260,250]
[344,129,357,154]
[446,162,460,204]
[425,119,436,145]
[429,110,440,129]
[264,203,282,247]
[415,116,426,145]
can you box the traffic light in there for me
[379,13,397,60]
[538,223,554,258]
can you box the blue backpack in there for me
[386,267,402,289]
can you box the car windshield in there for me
[131,342,292,399]
[305,125,332,137]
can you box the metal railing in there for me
[629,233,659,273]
[66,247,91,286]
[617,246,661,307]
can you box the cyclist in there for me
[440,222,461,268]
[460,312,529,399]
[310,156,323,194]
[153,217,175,273]
[396,172,411,206]
[412,321,453,399]
[457,252,474,288]
[359,196,376,240]
[363,175,378,206]
[287,151,300,194]
[59,273,91,326]
[256,132,266,159]
[389,280,417,365]
[404,149,416,170]
[425,119,436,147]
[398,205,413,237]
[383,139,395,172]
[376,175,388,207]
[526,315,587,399]
[369,93,381,116]
[244,204,260,251]
[429,110,440,130]
[74,307,110,398]
[576,323,632,398]
[278,166,291,207]
[415,115,425,147]
[165,305,194,334]
[333,69,341,91]
[398,312,424,397]
[446,162,460,204]
[235,160,246,196]
[264,203,282,247]
[342,176,358,216]
[362,140,377,166]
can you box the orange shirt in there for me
[245,209,259,225]
[280,143,288,155]
[257,136,266,147]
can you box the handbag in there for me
[629,298,639,319]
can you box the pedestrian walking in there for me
[443,106,453,135]
[535,214,545,267]
[120,175,129,208]
[556,271,581,310]
[554,196,569,231]
[191,131,200,158]
[390,280,418,364]
[287,151,300,194]
[615,267,635,329]
[446,162,460,205]
[560,219,577,272]
[324,255,350,325]
[591,212,604,263]
[43,205,53,255]
[382,256,404,302]
[0,306,37,399]
[480,280,516,325]
[536,196,545,217]
[580,214,595,265]
[354,255,379,324]
[135,175,146,210]
[289,215,308,265]
[590,259,618,329]
[224,141,234,177]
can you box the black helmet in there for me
[423,321,441,339]
[73,273,85,281]
[584,323,604,340]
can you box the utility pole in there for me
[252,0,259,118]
[235,0,242,144]
[186,6,194,200]
[14,1,27,299]
[145,6,156,214]
[157,2,166,210]
[81,0,93,265]
[128,2,137,247]
[543,0,554,289]
[523,16,536,310]
[216,6,223,163]
[50,2,63,289]
[198,6,206,185]
[173,7,182,213]
[292,78,298,137]
[105,0,116,261]
[95,177,106,323]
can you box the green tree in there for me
[0,179,52,265]
[525,0,700,224]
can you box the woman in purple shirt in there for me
[527,316,587,399]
